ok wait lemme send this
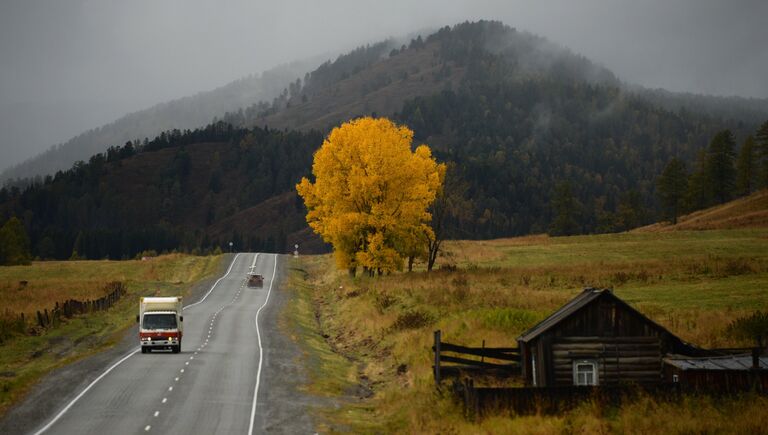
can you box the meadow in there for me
[285,229,768,433]
[0,254,222,414]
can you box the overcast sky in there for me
[1,0,767,170]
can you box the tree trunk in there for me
[348,266,356,277]
[408,255,414,272]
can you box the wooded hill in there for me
[234,21,767,238]
[0,123,326,259]
[1,21,766,260]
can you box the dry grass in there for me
[0,254,214,316]
[637,189,768,232]
[287,228,768,432]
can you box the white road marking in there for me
[180,369,184,373]
[168,386,173,391]
[144,425,151,431]
[174,377,179,382]
[185,362,189,366]
[32,254,243,434]
[247,253,278,435]
[31,348,139,435]
[162,398,167,404]
[183,253,242,310]
[154,411,159,417]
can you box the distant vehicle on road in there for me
[247,272,264,288]
[137,296,183,353]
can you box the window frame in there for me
[572,359,599,386]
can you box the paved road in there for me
[30,253,286,435]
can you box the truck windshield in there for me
[142,313,177,330]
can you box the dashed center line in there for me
[153,411,159,417]
[162,398,167,404]
[144,425,151,431]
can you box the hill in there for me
[636,189,768,232]
[0,57,323,184]
[241,21,765,238]
[0,123,326,259]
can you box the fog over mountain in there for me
[1,0,766,171]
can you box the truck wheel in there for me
[141,347,148,354]
[172,344,180,354]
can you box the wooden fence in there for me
[455,378,685,420]
[432,330,520,384]
[0,281,127,339]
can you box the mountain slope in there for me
[0,57,323,184]
[635,189,768,232]
[0,123,325,259]
[239,21,765,237]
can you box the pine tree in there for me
[548,181,581,236]
[657,157,688,224]
[705,130,737,204]
[735,135,757,196]
[685,149,709,212]
[0,217,32,265]
[756,120,768,188]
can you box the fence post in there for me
[463,377,478,421]
[434,330,442,386]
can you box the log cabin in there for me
[517,288,700,387]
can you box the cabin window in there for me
[531,350,537,387]
[573,360,598,386]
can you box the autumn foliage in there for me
[297,117,445,275]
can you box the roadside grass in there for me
[0,254,223,415]
[287,229,768,433]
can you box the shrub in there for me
[390,310,433,331]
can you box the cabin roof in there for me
[517,287,683,344]
[664,355,768,371]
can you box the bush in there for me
[390,310,433,331]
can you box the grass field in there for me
[0,254,223,415]
[286,228,768,433]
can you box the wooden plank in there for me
[553,352,660,359]
[434,330,441,385]
[553,336,660,344]
[439,365,522,378]
[440,355,520,370]
[439,342,519,360]
[552,343,659,351]
[555,365,660,374]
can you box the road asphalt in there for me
[0,253,317,435]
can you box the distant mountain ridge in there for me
[5,21,767,187]
[0,56,325,184]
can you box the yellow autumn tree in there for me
[297,117,445,275]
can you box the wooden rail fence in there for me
[433,330,521,384]
[0,281,127,340]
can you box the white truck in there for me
[137,296,183,353]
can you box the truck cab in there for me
[138,297,183,353]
